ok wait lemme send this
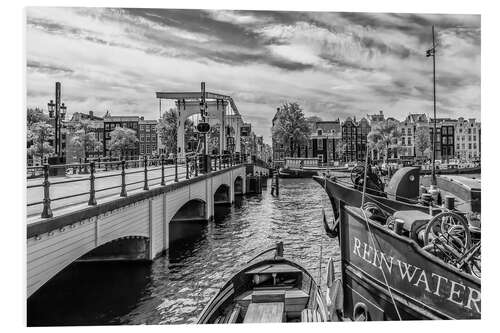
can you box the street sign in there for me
[197,122,210,133]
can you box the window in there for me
[473,136,476,141]
[146,125,150,132]
[140,134,144,141]
[442,127,447,135]
[408,137,412,145]
[443,137,447,144]
[473,128,476,134]
[318,139,323,150]
[469,143,472,150]
[401,128,406,135]
[457,144,460,150]
[140,125,145,131]
[317,129,323,136]
[401,137,405,145]
[469,136,471,141]
[473,143,477,149]
[462,144,465,149]
[407,128,412,135]
[468,128,471,134]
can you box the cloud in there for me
[25,8,481,143]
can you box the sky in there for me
[26,7,481,143]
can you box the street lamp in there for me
[48,100,55,118]
[47,82,67,160]
[60,102,67,120]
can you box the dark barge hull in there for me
[312,176,430,216]
[339,205,481,320]
[420,166,480,175]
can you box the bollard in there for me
[185,156,190,180]
[394,218,405,235]
[161,155,165,186]
[174,155,179,182]
[41,164,53,218]
[445,195,455,210]
[275,172,280,196]
[143,155,149,190]
[120,160,127,197]
[88,162,97,205]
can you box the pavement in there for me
[27,164,189,223]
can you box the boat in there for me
[313,166,481,219]
[323,202,481,320]
[197,242,328,324]
[316,166,481,320]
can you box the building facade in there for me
[455,117,480,161]
[138,118,158,156]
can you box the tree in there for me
[367,121,401,163]
[271,102,311,157]
[156,108,178,155]
[27,122,54,160]
[27,108,49,126]
[70,119,103,160]
[109,126,138,158]
[414,126,431,158]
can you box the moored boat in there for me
[197,242,328,324]
[324,203,481,320]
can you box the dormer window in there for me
[317,129,322,136]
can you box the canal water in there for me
[27,177,339,326]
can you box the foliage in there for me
[70,119,103,158]
[27,122,54,159]
[414,126,431,156]
[109,126,138,157]
[207,123,220,154]
[271,102,311,157]
[156,108,178,155]
[367,121,401,162]
[27,108,49,127]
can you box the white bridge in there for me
[27,164,269,298]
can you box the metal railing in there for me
[27,153,247,219]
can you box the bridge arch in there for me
[169,199,207,246]
[234,176,243,195]
[214,184,231,205]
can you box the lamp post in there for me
[47,82,67,160]
[426,25,437,186]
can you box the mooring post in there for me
[275,171,279,196]
[185,156,190,180]
[41,164,53,218]
[120,160,127,197]
[143,155,149,190]
[88,162,97,205]
[174,155,179,182]
[161,155,165,186]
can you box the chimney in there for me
[89,110,93,118]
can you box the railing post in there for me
[41,164,53,218]
[88,162,97,205]
[185,156,190,180]
[143,155,149,190]
[174,155,179,182]
[97,157,101,169]
[161,155,165,186]
[194,155,199,176]
[230,153,234,166]
[120,160,127,197]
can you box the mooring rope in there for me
[360,149,402,321]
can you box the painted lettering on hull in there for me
[350,236,481,316]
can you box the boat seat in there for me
[243,302,284,323]
[301,309,322,322]
[392,210,431,240]
[214,305,241,324]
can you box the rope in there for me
[360,149,402,321]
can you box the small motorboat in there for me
[197,242,328,324]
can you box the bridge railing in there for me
[27,153,247,219]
